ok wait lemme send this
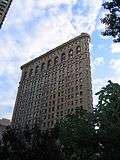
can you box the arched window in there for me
[35,66,39,74]
[76,46,81,54]
[61,53,65,62]
[41,62,45,71]
[29,69,33,77]
[54,56,59,65]
[68,49,73,59]
[23,71,27,79]
[47,60,52,69]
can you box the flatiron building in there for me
[12,33,93,130]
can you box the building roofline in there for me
[0,0,13,28]
[21,33,90,70]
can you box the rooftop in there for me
[21,33,90,69]
[0,118,10,126]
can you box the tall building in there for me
[0,118,10,139]
[12,33,93,130]
[0,0,13,28]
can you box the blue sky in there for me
[0,0,120,120]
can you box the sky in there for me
[0,0,120,120]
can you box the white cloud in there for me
[5,0,77,28]
[92,58,120,106]
[106,59,120,87]
[96,6,110,31]
[37,0,77,8]
[110,59,120,75]
[92,76,120,107]
[91,56,104,73]
[0,89,16,120]
[111,43,120,54]
[0,0,103,119]
[94,57,104,66]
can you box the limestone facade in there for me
[12,33,93,130]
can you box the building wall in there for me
[0,0,13,28]
[0,118,10,139]
[12,33,93,130]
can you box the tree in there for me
[29,125,63,160]
[55,109,97,160]
[0,125,63,160]
[2,80,120,160]
[95,80,120,160]
[0,126,28,160]
[101,0,120,42]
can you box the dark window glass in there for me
[54,56,59,65]
[23,71,27,79]
[29,69,33,77]
[52,113,54,118]
[53,100,55,105]
[61,53,65,62]
[80,91,83,95]
[80,98,82,103]
[68,49,73,58]
[47,60,52,69]
[43,122,46,127]
[41,63,45,71]
[35,66,39,74]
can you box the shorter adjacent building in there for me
[0,118,10,139]
[0,0,13,28]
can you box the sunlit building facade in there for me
[12,33,93,130]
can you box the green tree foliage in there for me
[1,126,26,160]
[1,81,120,160]
[101,0,120,42]
[0,110,98,160]
[0,125,63,160]
[55,109,97,160]
[96,80,120,160]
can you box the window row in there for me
[23,46,81,78]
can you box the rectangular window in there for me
[52,107,54,111]
[80,91,83,96]
[80,98,82,103]
[61,97,64,102]
[52,113,54,118]
[53,100,55,105]
[49,108,51,113]
[48,114,50,119]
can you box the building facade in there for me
[0,0,13,28]
[12,33,93,130]
[0,118,10,139]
